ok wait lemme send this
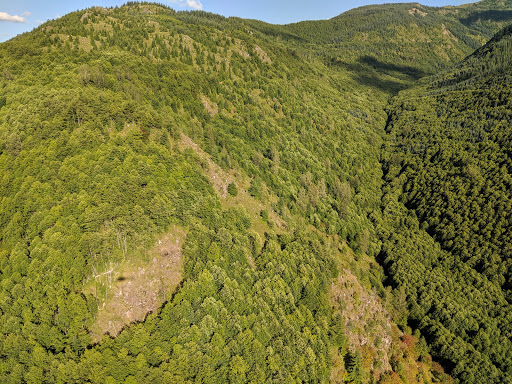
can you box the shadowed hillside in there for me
[381,22,512,384]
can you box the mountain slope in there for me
[247,1,512,94]
[382,22,512,384]
[0,3,433,383]
[1,1,512,383]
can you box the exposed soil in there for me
[409,7,427,17]
[87,228,185,342]
[329,269,393,381]
[200,94,218,117]
[254,45,272,64]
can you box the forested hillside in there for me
[382,22,512,384]
[0,2,401,382]
[0,1,511,383]
[247,0,512,92]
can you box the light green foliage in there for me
[0,2,367,382]
[1,1,512,383]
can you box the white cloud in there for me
[0,11,26,23]
[170,0,203,11]
[22,11,31,17]
[186,0,203,10]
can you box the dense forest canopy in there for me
[382,21,512,384]
[0,1,511,383]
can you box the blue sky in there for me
[1,0,475,42]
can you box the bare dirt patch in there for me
[86,228,185,342]
[180,133,231,197]
[200,94,218,117]
[254,45,272,64]
[234,40,250,59]
[441,23,458,41]
[330,269,393,381]
[181,34,198,55]
[408,7,427,16]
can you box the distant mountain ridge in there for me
[243,0,512,96]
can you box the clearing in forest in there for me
[85,227,185,342]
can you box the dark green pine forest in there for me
[1,1,512,383]
[382,23,512,383]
